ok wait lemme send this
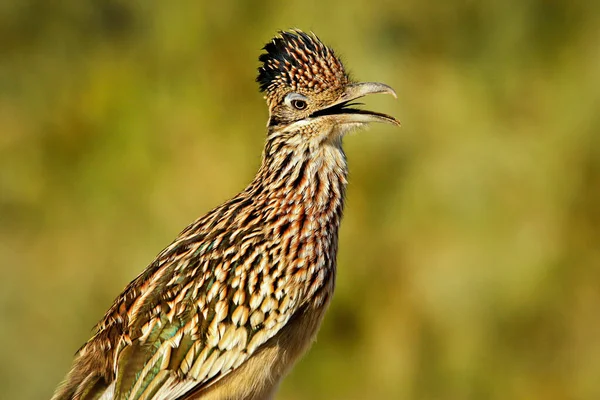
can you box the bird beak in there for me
[311,82,400,126]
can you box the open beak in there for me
[310,82,400,126]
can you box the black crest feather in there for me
[257,30,349,96]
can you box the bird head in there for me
[257,30,399,141]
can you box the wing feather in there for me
[107,229,302,400]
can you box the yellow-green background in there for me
[2,1,599,399]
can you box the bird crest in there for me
[257,30,350,101]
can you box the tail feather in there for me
[51,353,111,400]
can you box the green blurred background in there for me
[2,0,600,399]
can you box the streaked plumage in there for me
[52,30,399,400]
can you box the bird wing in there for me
[107,226,303,400]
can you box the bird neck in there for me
[234,133,348,306]
[247,133,349,218]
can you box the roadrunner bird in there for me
[52,30,399,400]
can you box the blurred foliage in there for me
[1,0,600,399]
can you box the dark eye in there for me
[291,99,307,110]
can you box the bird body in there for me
[52,30,399,400]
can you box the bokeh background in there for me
[2,1,600,399]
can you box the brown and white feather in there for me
[52,29,399,400]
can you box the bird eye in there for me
[284,93,309,111]
[291,99,307,110]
